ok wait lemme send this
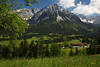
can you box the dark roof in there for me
[71,43,87,46]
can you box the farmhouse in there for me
[71,43,88,48]
[60,44,68,49]
[60,45,65,48]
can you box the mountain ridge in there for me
[29,4,82,24]
[25,4,94,35]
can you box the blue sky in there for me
[19,0,90,9]
[74,0,90,5]
[18,0,58,9]
[16,0,100,16]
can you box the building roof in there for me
[71,43,87,46]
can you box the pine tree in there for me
[69,48,74,56]
[29,40,35,57]
[75,48,79,55]
[45,44,50,57]
[19,39,29,57]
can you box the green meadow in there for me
[0,55,100,67]
[0,34,99,67]
[0,34,82,46]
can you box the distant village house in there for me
[71,43,88,48]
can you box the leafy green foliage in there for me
[0,13,27,39]
[0,0,30,39]
[25,0,38,6]
[26,3,33,7]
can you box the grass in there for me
[0,36,39,46]
[0,55,100,67]
[69,39,81,43]
[0,34,99,67]
[68,35,82,37]
[0,34,83,46]
[0,40,23,46]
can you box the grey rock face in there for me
[93,16,100,24]
[31,8,40,14]
[29,4,81,24]
[11,8,40,20]
[11,4,81,24]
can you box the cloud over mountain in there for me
[58,0,100,16]
[59,0,75,8]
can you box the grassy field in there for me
[0,36,40,46]
[0,34,99,67]
[0,55,100,67]
[0,34,82,46]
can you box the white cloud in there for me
[59,0,75,8]
[72,0,100,15]
[58,0,100,16]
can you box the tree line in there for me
[0,39,61,58]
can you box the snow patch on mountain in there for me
[56,14,63,22]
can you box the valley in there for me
[0,2,100,67]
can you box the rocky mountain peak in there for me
[31,8,40,14]
[11,8,40,21]
[29,4,81,24]
[44,4,64,13]
[11,4,81,24]
[11,8,34,20]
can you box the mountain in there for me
[29,4,81,24]
[78,14,94,23]
[78,14,100,24]
[93,16,100,24]
[31,8,40,14]
[11,8,40,20]
[27,4,94,34]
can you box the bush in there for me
[50,44,61,57]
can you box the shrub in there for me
[50,44,61,57]
[69,48,74,56]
